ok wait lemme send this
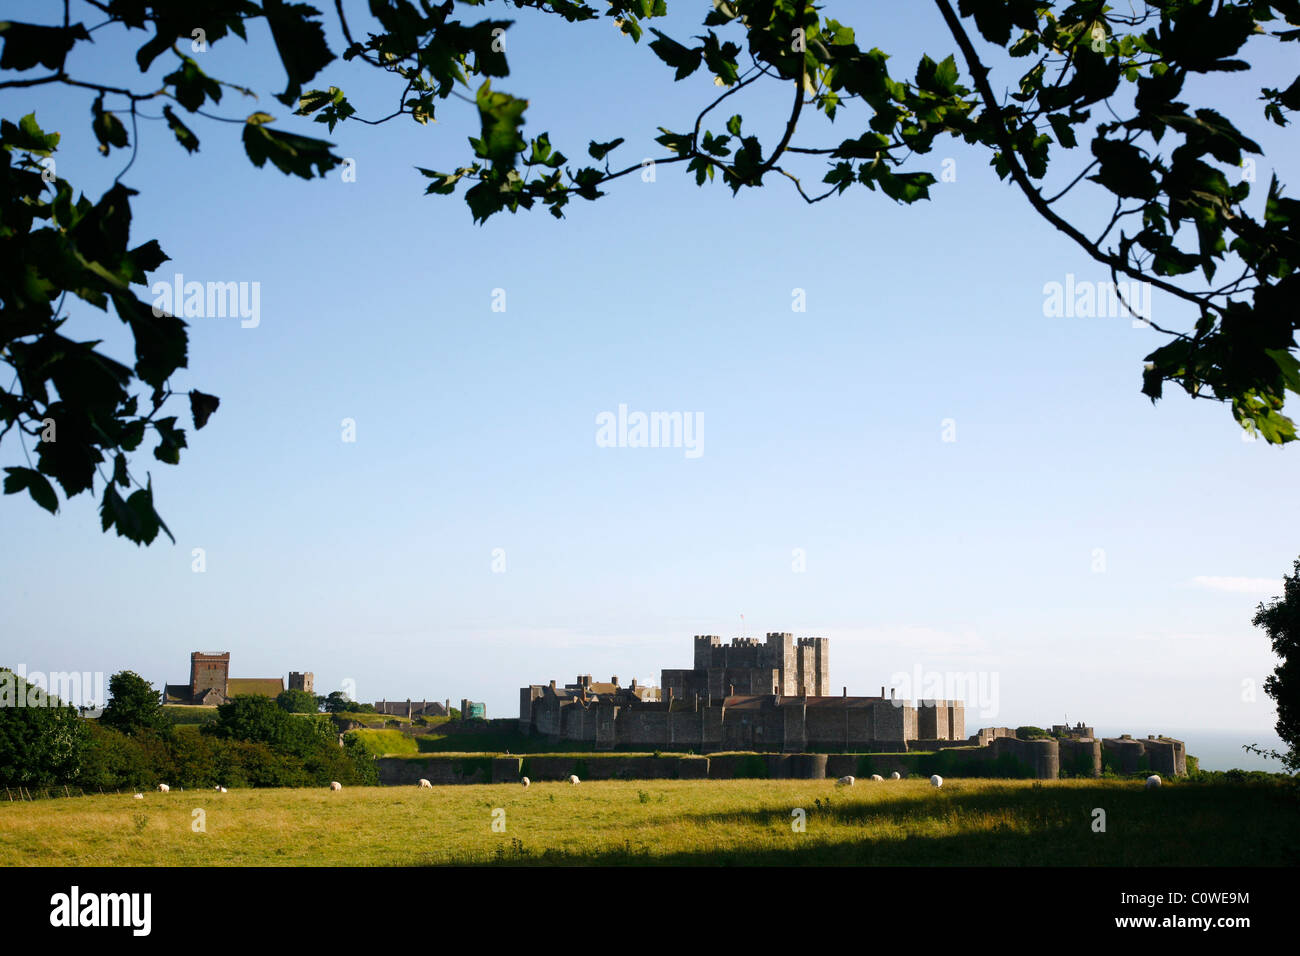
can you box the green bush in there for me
[734,754,769,779]
[0,667,90,786]
[276,689,320,713]
[1015,726,1050,740]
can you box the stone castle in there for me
[166,651,470,719]
[164,651,312,706]
[520,632,965,752]
[516,631,1186,777]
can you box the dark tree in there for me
[1252,558,1300,772]
[98,669,173,736]
[204,694,301,747]
[320,690,374,714]
[276,688,321,713]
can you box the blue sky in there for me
[0,2,1295,762]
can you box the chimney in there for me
[890,687,895,700]
[843,686,847,698]
[549,680,556,691]
[881,685,885,698]
[611,675,618,686]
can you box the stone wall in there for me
[377,736,1181,785]
[376,754,709,785]
[1102,736,1185,776]
[706,753,828,779]
[1058,738,1102,777]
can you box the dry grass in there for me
[1,777,1295,866]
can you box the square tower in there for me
[189,651,230,699]
[288,671,314,694]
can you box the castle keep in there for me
[519,632,964,752]
[662,633,829,699]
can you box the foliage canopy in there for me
[2,1,1299,541]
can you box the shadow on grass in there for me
[420,781,1300,867]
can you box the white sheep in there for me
[418,778,432,789]
[569,774,580,785]
[521,777,531,788]
[1145,774,1162,789]
[219,787,227,793]
[329,781,342,791]
[930,774,943,788]
[889,772,901,780]
[157,783,169,793]
[870,774,884,781]
[835,775,855,787]
[132,793,143,800]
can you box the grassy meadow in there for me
[2,777,1296,866]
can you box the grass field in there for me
[345,728,419,756]
[2,778,1296,866]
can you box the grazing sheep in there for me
[418,779,433,789]
[889,772,901,780]
[835,775,855,787]
[870,774,884,781]
[569,774,580,785]
[329,781,342,791]
[132,793,143,800]
[213,785,221,792]
[521,777,531,788]
[157,784,169,793]
[219,787,227,793]
[1145,774,1162,789]
[930,774,943,788]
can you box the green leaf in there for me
[653,127,693,155]
[3,467,58,514]
[242,117,342,179]
[112,293,189,388]
[91,96,129,156]
[162,105,199,153]
[0,21,89,72]
[1047,114,1078,149]
[957,0,1012,46]
[163,57,223,112]
[296,87,344,116]
[153,416,187,465]
[473,81,529,170]
[100,480,171,545]
[1266,349,1300,394]
[647,28,702,81]
[588,138,625,160]
[1089,138,1159,200]
[0,112,60,155]
[189,390,221,430]
[263,0,336,107]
